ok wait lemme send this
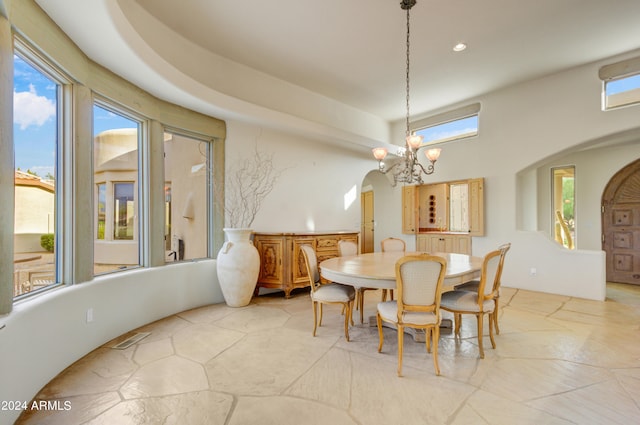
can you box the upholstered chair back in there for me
[300,244,320,288]
[338,240,358,257]
[381,237,406,252]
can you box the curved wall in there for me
[3,1,640,423]
[1,3,227,424]
[0,261,221,425]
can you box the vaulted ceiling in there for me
[36,0,640,145]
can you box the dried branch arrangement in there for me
[221,147,284,228]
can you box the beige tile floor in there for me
[16,283,640,425]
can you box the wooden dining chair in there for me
[381,237,406,253]
[300,244,355,341]
[337,240,358,257]
[377,254,447,376]
[440,247,504,358]
[380,237,406,301]
[453,243,510,334]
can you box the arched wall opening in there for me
[516,129,640,251]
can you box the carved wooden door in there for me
[602,159,640,285]
[254,237,283,285]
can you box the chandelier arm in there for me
[378,159,402,174]
[415,160,435,176]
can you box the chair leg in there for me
[454,313,462,336]
[432,325,440,376]
[380,289,395,301]
[359,289,365,324]
[425,328,432,353]
[350,300,355,326]
[376,313,384,352]
[488,312,496,349]
[494,298,500,334]
[344,302,351,342]
[312,301,318,337]
[476,314,485,359]
[319,303,324,327]
[397,324,404,377]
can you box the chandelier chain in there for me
[371,0,441,186]
[405,6,411,139]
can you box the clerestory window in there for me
[413,103,480,146]
[600,56,640,110]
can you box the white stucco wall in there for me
[14,185,54,235]
[14,180,55,254]
[2,2,640,423]
[223,122,369,234]
[229,50,640,302]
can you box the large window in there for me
[163,132,210,262]
[2,14,224,311]
[93,104,141,274]
[12,50,61,297]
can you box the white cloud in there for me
[13,84,56,130]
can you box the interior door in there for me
[361,191,374,253]
[602,159,640,285]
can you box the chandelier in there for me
[372,0,441,185]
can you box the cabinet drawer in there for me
[316,236,338,251]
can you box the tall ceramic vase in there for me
[216,228,260,307]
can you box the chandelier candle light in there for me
[373,0,441,185]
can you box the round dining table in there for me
[319,251,482,292]
[319,251,483,341]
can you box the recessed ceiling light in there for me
[453,42,467,52]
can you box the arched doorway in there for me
[361,170,393,253]
[602,158,640,285]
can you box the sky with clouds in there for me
[13,55,135,179]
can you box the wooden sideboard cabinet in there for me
[253,231,359,298]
